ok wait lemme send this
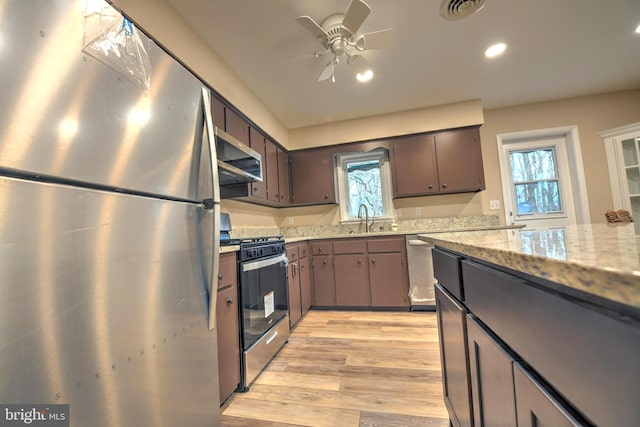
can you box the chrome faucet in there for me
[357,204,374,233]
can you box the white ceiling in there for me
[165,0,640,129]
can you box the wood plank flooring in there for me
[221,310,449,427]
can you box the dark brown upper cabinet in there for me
[211,94,225,130]
[290,147,337,206]
[265,138,279,204]
[390,134,439,198]
[277,147,290,205]
[224,107,249,146]
[391,126,485,198]
[435,127,485,193]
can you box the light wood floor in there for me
[221,310,449,427]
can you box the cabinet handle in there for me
[300,264,304,270]
[324,194,329,199]
[428,184,433,189]
[218,273,223,280]
[322,260,327,266]
[372,258,376,263]
[253,186,258,192]
[318,247,323,252]
[442,184,447,188]
[358,258,362,264]
[226,297,233,304]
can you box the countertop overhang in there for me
[419,223,640,311]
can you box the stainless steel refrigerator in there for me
[0,0,222,425]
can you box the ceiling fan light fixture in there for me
[348,54,374,82]
[485,42,507,58]
[356,69,374,82]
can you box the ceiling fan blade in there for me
[355,28,394,51]
[347,54,373,76]
[296,15,328,43]
[341,0,371,36]
[317,60,334,81]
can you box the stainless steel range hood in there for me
[215,127,263,185]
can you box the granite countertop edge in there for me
[418,232,640,312]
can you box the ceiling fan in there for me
[296,0,394,83]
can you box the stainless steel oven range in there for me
[234,237,289,391]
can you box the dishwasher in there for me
[405,235,436,310]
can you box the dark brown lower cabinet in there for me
[513,363,585,427]
[311,254,335,306]
[466,315,516,427]
[435,283,473,427]
[299,256,311,314]
[369,252,409,307]
[287,260,302,328]
[334,254,370,306]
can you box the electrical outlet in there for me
[415,207,422,216]
[287,216,293,225]
[489,200,501,210]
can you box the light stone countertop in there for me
[282,225,523,244]
[220,245,239,254]
[419,223,640,311]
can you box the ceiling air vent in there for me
[440,0,486,20]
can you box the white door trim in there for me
[496,125,591,225]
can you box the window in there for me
[336,150,394,222]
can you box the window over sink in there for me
[336,149,394,222]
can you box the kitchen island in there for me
[419,223,640,427]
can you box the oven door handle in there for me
[242,253,287,272]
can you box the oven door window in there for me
[240,253,288,349]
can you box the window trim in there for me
[336,149,394,223]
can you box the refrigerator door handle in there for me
[202,87,220,330]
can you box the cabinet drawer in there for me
[368,237,404,253]
[333,239,366,254]
[218,252,237,290]
[433,247,464,300]
[286,245,299,263]
[462,259,640,427]
[311,241,332,255]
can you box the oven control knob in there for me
[259,248,264,257]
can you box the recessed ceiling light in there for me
[356,69,374,82]
[635,23,640,34]
[485,42,507,58]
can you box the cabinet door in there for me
[514,363,586,427]
[467,315,517,427]
[224,107,249,145]
[369,252,409,307]
[290,148,336,205]
[435,284,473,427]
[277,147,290,205]
[211,95,225,130]
[391,134,438,198]
[265,138,279,203]
[299,256,312,315]
[248,126,267,199]
[435,127,485,193]
[311,255,335,306]
[287,262,302,328]
[334,254,370,306]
